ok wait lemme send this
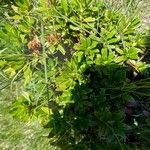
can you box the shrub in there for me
[45,0,150,149]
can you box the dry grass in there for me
[111,0,150,29]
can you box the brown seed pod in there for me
[27,36,41,53]
[46,33,60,44]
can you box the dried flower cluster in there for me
[28,36,41,53]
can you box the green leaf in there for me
[57,44,66,55]
[69,25,80,31]
[4,67,16,77]
[127,48,139,59]
[107,38,119,44]
[61,0,69,14]
[115,56,126,63]
[107,29,116,39]
[108,52,115,62]
[41,107,50,114]
[130,18,140,29]
[84,17,95,22]
[23,66,32,86]
[101,47,108,59]
[89,40,98,50]
[115,48,124,55]
[21,91,30,101]
[55,78,73,91]
[0,60,6,68]
[48,45,56,54]
[14,0,29,10]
